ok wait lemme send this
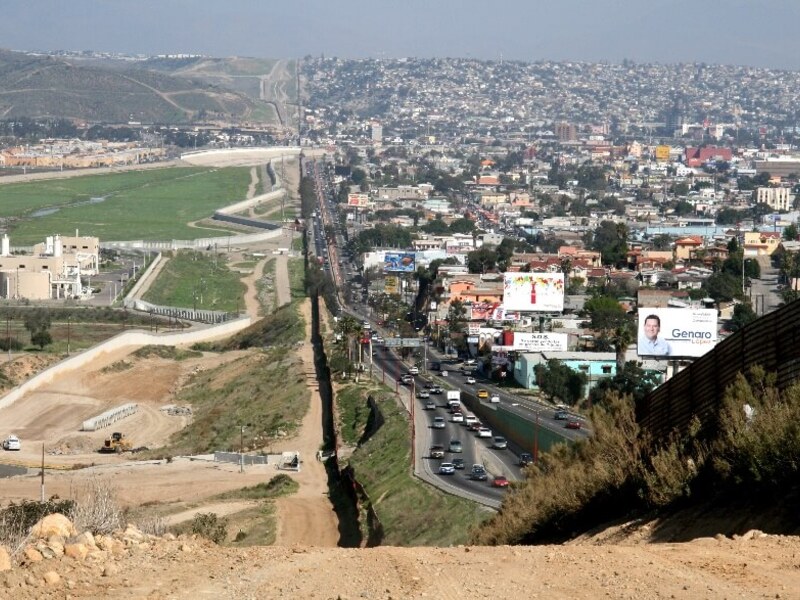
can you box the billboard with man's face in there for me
[637,307,718,358]
[502,273,565,312]
[383,252,416,273]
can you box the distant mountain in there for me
[0,49,275,124]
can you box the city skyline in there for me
[3,0,800,70]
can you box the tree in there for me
[588,362,662,406]
[23,309,51,338]
[783,223,799,242]
[652,234,673,251]
[31,329,52,350]
[583,295,629,332]
[534,359,587,406]
[703,272,742,303]
[586,221,628,267]
[467,246,497,274]
[611,323,635,372]
[448,218,476,234]
[729,303,757,332]
[422,218,450,235]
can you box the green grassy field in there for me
[158,349,310,456]
[142,250,246,312]
[2,166,251,244]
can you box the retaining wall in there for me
[124,253,163,302]
[0,316,251,412]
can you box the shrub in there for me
[190,513,227,544]
[69,477,123,535]
[0,498,76,554]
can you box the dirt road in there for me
[271,299,339,547]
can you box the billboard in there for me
[383,252,416,273]
[637,308,718,358]
[347,193,370,207]
[502,273,565,312]
[384,275,399,295]
[492,332,568,353]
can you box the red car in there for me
[492,476,510,488]
[565,418,582,430]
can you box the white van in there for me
[2,435,21,451]
[464,414,478,427]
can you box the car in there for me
[554,410,569,420]
[424,381,434,389]
[430,386,443,395]
[408,367,419,375]
[451,412,464,423]
[416,390,430,399]
[452,458,465,470]
[467,421,483,432]
[492,476,510,488]
[441,370,448,377]
[438,462,455,475]
[464,359,477,366]
[448,440,463,453]
[490,395,500,404]
[424,400,436,410]
[477,389,489,399]
[565,418,582,430]
[2,435,20,451]
[430,445,445,459]
[492,436,508,450]
[465,376,476,385]
[470,465,488,481]
[519,452,533,467]
[464,415,478,427]
[432,417,446,429]
[477,427,492,438]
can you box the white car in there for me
[2,435,21,451]
[465,376,476,385]
[432,417,446,429]
[477,427,492,438]
[451,412,464,423]
[408,367,419,375]
[490,395,500,404]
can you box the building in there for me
[754,187,794,211]
[555,122,577,143]
[513,352,617,396]
[0,233,99,300]
[743,231,782,256]
[370,122,382,145]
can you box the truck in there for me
[446,390,461,402]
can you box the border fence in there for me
[637,299,800,440]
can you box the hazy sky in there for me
[4,0,800,70]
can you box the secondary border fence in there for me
[637,298,800,441]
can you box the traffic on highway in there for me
[305,158,588,507]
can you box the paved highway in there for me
[305,157,586,508]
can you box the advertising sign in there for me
[491,332,568,353]
[384,275,399,295]
[502,273,565,312]
[637,308,718,358]
[469,301,501,321]
[347,193,370,207]
[383,252,416,273]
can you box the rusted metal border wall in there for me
[637,299,800,439]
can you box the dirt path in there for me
[240,258,268,319]
[164,500,260,527]
[274,255,290,308]
[245,166,258,200]
[271,298,339,547]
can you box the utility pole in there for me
[240,425,246,474]
[40,444,45,502]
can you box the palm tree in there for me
[611,322,634,372]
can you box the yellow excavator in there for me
[99,432,132,454]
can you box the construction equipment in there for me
[99,432,132,454]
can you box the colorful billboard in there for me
[637,308,718,358]
[502,273,565,312]
[492,332,568,353]
[383,252,416,273]
[347,193,370,207]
